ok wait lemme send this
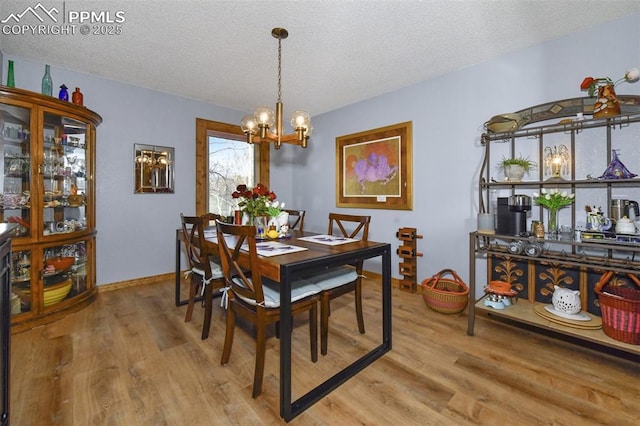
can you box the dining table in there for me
[190,228,392,421]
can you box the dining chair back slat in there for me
[328,213,370,240]
[283,208,306,231]
[215,221,265,304]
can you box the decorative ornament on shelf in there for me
[580,67,640,118]
[599,149,637,180]
[231,183,277,225]
[58,84,69,101]
[532,188,575,233]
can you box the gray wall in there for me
[2,13,639,290]
[284,12,640,288]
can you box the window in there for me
[195,118,269,216]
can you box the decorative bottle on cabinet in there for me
[6,60,15,88]
[72,87,83,106]
[41,65,52,96]
[58,84,68,101]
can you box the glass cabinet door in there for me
[10,249,32,316]
[42,112,88,237]
[0,103,31,238]
[42,240,87,308]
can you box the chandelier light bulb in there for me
[241,114,258,134]
[291,110,310,130]
[255,106,275,128]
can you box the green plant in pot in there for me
[498,155,536,182]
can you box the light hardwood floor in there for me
[10,277,640,425]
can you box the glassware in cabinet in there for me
[42,112,88,237]
[0,103,31,238]
[42,240,88,308]
[10,250,32,316]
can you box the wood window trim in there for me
[195,118,270,216]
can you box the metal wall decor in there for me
[134,144,174,193]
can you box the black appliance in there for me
[496,195,531,236]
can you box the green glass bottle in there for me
[41,64,52,96]
[6,60,15,87]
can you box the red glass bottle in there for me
[72,87,84,106]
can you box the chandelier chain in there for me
[277,37,282,102]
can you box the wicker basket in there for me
[421,269,469,314]
[594,271,640,345]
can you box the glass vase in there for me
[547,208,559,234]
[252,216,266,239]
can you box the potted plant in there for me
[498,155,536,182]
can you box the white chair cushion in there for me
[191,260,224,280]
[307,266,358,291]
[232,277,321,308]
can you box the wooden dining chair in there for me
[283,208,306,231]
[180,213,225,340]
[215,220,321,398]
[308,213,371,355]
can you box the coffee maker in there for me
[497,195,532,235]
[610,199,639,223]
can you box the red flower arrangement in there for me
[231,183,277,219]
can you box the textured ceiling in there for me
[1,0,640,119]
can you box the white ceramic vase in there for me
[277,211,289,228]
[505,164,525,182]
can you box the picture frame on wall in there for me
[336,121,412,210]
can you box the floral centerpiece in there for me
[580,68,639,118]
[265,200,284,219]
[532,188,575,233]
[231,183,276,224]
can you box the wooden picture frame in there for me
[336,121,412,210]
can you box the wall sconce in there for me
[544,145,570,181]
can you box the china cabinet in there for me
[469,96,640,356]
[0,86,101,333]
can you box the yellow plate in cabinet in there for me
[533,304,602,330]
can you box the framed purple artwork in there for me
[336,121,412,210]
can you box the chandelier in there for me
[240,28,312,149]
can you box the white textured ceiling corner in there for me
[1,0,639,118]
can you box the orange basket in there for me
[594,271,640,345]
[421,269,469,314]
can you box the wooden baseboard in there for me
[98,270,402,293]
[361,270,401,289]
[98,272,175,293]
